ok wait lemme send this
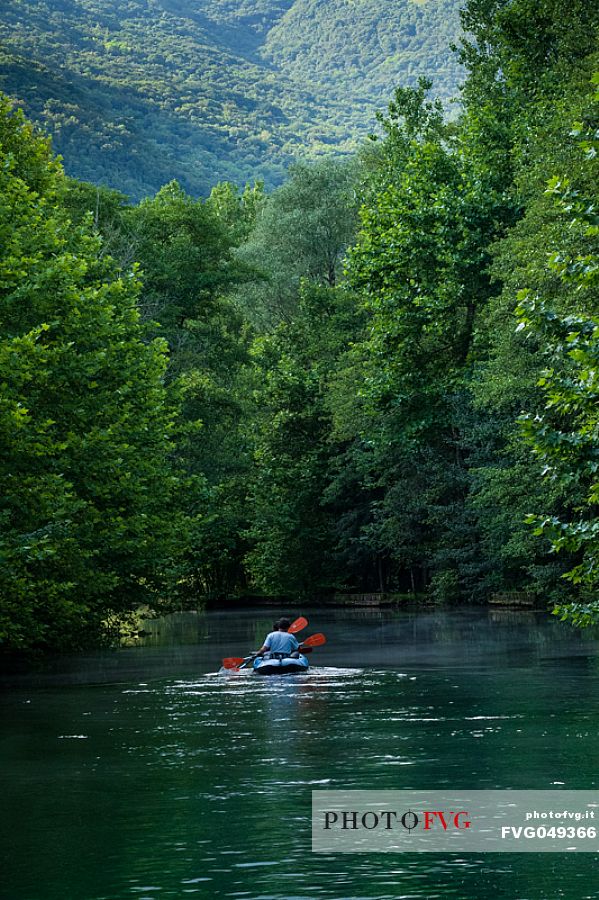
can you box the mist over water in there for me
[2,607,599,899]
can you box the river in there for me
[1,606,598,899]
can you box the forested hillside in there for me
[263,0,462,103]
[0,0,463,198]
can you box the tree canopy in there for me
[2,0,599,656]
[0,99,180,650]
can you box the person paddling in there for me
[221,617,326,673]
[255,617,300,659]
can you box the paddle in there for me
[222,656,249,670]
[222,616,309,670]
[299,632,326,649]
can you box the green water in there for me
[1,607,599,900]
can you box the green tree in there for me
[341,80,506,599]
[207,180,265,245]
[233,158,361,327]
[515,83,599,623]
[461,2,599,606]
[121,181,254,599]
[246,283,363,596]
[0,97,180,651]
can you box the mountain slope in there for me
[263,0,462,103]
[0,0,464,198]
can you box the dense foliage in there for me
[238,0,599,621]
[2,0,599,655]
[0,0,463,199]
[516,86,599,625]
[0,100,180,650]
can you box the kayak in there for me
[252,653,309,676]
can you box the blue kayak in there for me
[252,653,309,676]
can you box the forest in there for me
[1,0,598,655]
[0,0,463,198]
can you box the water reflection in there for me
[2,605,599,687]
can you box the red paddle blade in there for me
[301,632,326,648]
[289,616,308,634]
[222,657,244,669]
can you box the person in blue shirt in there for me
[255,617,300,658]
